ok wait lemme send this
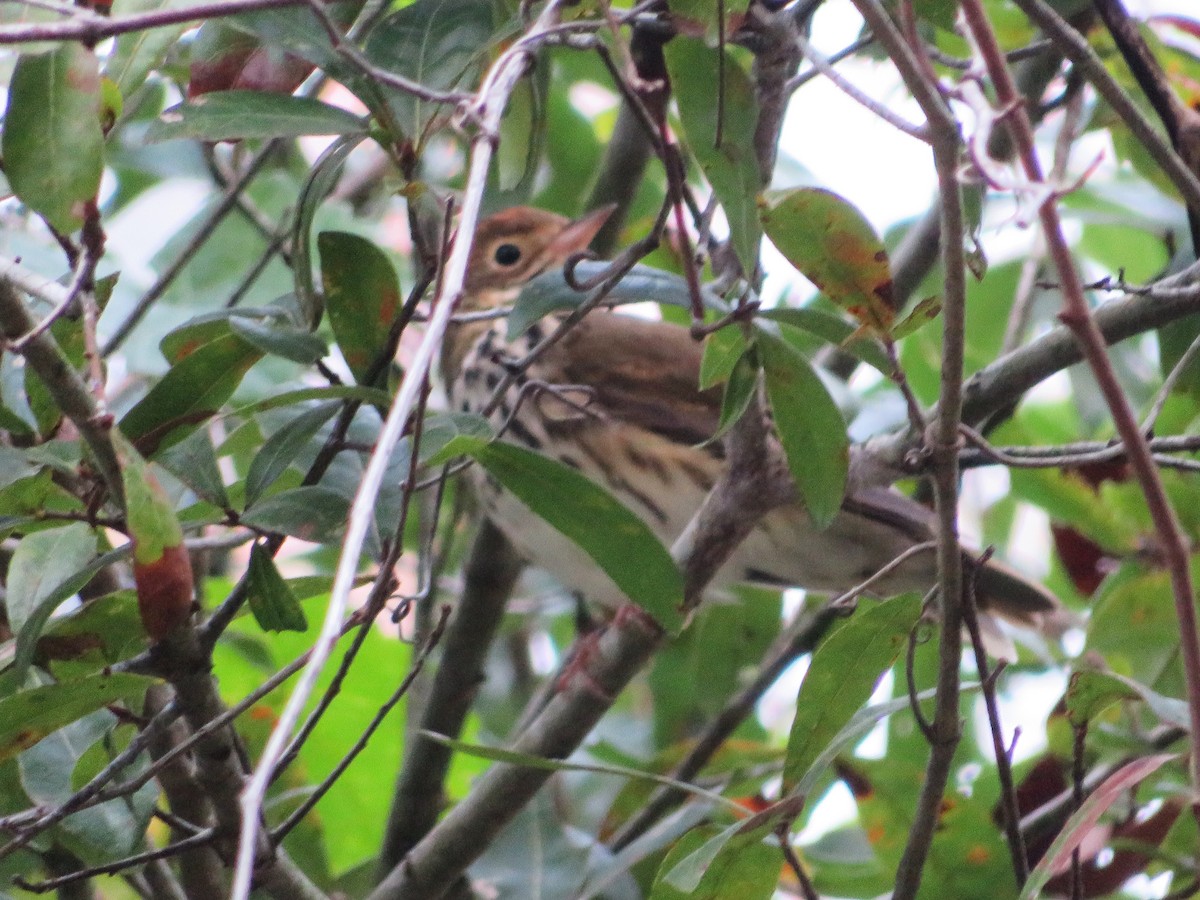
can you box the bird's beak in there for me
[546,204,618,258]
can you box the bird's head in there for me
[461,205,615,309]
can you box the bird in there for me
[440,205,1061,648]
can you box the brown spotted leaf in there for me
[318,231,402,385]
[761,188,897,335]
[0,673,156,764]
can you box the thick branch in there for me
[0,279,123,505]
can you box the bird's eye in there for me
[494,243,522,266]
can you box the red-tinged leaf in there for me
[1067,459,1131,490]
[1019,753,1179,900]
[1010,756,1069,866]
[318,232,402,384]
[2,45,104,233]
[1051,524,1110,597]
[756,328,848,528]
[189,19,312,96]
[1044,799,1184,897]
[120,331,263,454]
[761,188,896,334]
[1152,15,1200,40]
[118,435,192,639]
[134,544,194,640]
[783,593,922,790]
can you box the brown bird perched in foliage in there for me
[440,205,1060,649]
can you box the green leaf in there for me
[425,734,742,812]
[120,331,263,454]
[417,412,493,464]
[25,303,87,436]
[892,295,942,339]
[3,45,104,233]
[1158,313,1200,395]
[699,326,748,390]
[363,0,495,142]
[783,593,923,790]
[6,548,129,693]
[106,0,188,96]
[241,485,350,544]
[652,824,778,900]
[20,711,156,862]
[230,315,328,364]
[293,134,365,327]
[1068,669,1189,730]
[759,307,890,373]
[1064,669,1139,728]
[148,91,367,142]
[912,0,957,30]
[156,427,230,507]
[232,384,392,417]
[0,673,156,764]
[756,329,848,528]
[6,522,97,636]
[117,435,183,565]
[247,544,308,632]
[712,348,758,442]
[318,232,402,384]
[452,438,685,632]
[790,683,977,800]
[761,188,896,333]
[665,39,763,275]
[245,402,340,505]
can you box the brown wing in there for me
[535,311,722,447]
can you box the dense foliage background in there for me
[3,0,1200,897]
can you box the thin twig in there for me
[793,31,930,141]
[271,606,451,843]
[0,0,308,43]
[12,830,217,893]
[962,557,1028,885]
